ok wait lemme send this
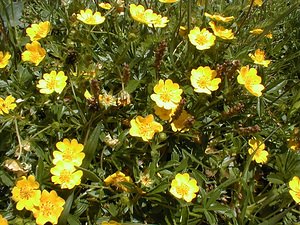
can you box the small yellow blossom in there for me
[188,27,216,50]
[0,51,11,68]
[237,66,265,97]
[248,139,268,164]
[99,91,117,108]
[209,21,235,40]
[129,114,163,142]
[99,3,112,10]
[171,110,193,132]
[288,128,300,151]
[32,190,65,225]
[36,71,68,94]
[151,79,183,110]
[0,95,17,115]
[204,12,234,22]
[179,26,188,37]
[250,28,272,39]
[101,220,122,225]
[21,41,46,66]
[84,90,93,100]
[26,21,51,41]
[289,176,300,204]
[170,173,199,202]
[11,175,41,211]
[53,138,85,167]
[190,66,221,94]
[0,214,8,225]
[51,161,83,189]
[159,0,179,3]
[154,105,175,121]
[77,9,105,25]
[104,171,133,192]
[129,4,169,28]
[248,49,271,67]
[252,0,263,6]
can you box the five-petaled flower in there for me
[32,190,65,225]
[77,9,105,25]
[151,79,183,110]
[0,95,17,115]
[104,171,133,192]
[289,176,300,204]
[188,27,216,50]
[0,214,8,225]
[248,138,268,164]
[204,12,234,22]
[190,66,221,94]
[170,173,199,202]
[129,114,163,141]
[171,110,194,132]
[248,49,271,67]
[209,21,235,40]
[51,161,83,189]
[26,21,51,41]
[21,41,46,66]
[0,51,11,68]
[237,66,265,97]
[36,70,68,94]
[11,175,41,211]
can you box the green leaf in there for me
[59,191,74,225]
[67,214,81,225]
[125,80,141,94]
[147,181,169,195]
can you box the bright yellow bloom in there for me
[171,110,193,132]
[253,0,263,6]
[129,114,163,142]
[0,214,8,225]
[250,28,272,39]
[0,51,11,68]
[11,175,41,211]
[151,79,183,110]
[32,190,65,225]
[26,21,51,41]
[84,90,93,100]
[248,49,271,67]
[77,9,105,25]
[159,0,179,3]
[170,173,199,202]
[53,138,85,167]
[204,12,234,22]
[154,105,175,121]
[190,66,221,94]
[21,41,46,66]
[237,66,264,97]
[101,220,122,225]
[104,171,133,192]
[36,71,67,94]
[289,176,300,203]
[51,161,83,189]
[209,21,234,40]
[129,4,169,28]
[248,139,268,164]
[188,27,216,50]
[99,3,112,10]
[0,95,17,115]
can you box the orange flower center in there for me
[196,35,207,45]
[176,183,189,196]
[59,170,71,183]
[40,201,54,216]
[47,79,56,90]
[159,88,171,103]
[20,187,34,199]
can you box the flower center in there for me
[41,201,54,216]
[47,79,56,90]
[196,35,207,45]
[160,88,171,103]
[20,187,33,199]
[60,170,71,183]
[176,183,189,196]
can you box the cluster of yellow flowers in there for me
[50,138,85,189]
[11,175,65,225]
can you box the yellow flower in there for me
[0,51,11,68]
[0,214,8,225]
[170,173,199,202]
[204,12,234,22]
[151,79,183,110]
[32,190,65,225]
[84,89,93,100]
[37,71,68,94]
[99,3,112,10]
[188,27,216,50]
[159,0,179,3]
[129,114,163,142]
[77,9,105,25]
[253,0,263,6]
[289,176,300,204]
[53,138,85,167]
[21,41,46,66]
[0,95,17,115]
[154,105,175,121]
[237,66,265,97]
[129,4,169,28]
[248,139,268,164]
[178,26,188,37]
[190,66,221,94]
[288,128,300,151]
[209,21,234,40]
[51,161,83,189]
[99,91,117,108]
[104,171,133,192]
[250,28,272,39]
[101,220,122,225]
[248,49,271,67]
[26,21,51,41]
[11,175,41,211]
[171,110,193,132]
